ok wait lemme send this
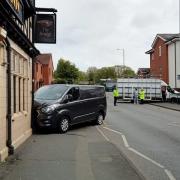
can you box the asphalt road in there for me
[103,93,180,180]
[1,94,180,180]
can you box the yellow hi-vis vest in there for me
[139,90,145,100]
[113,89,119,97]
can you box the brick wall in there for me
[150,38,169,84]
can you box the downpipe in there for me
[5,37,14,155]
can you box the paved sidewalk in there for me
[149,102,180,111]
[0,124,143,180]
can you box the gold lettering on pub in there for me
[10,0,20,12]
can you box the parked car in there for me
[33,84,107,133]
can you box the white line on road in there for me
[96,127,110,142]
[103,127,123,135]
[168,123,180,128]
[103,126,176,180]
[103,127,129,148]
[122,135,130,148]
[128,147,164,169]
[164,169,176,180]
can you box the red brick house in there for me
[34,54,54,91]
[137,68,150,78]
[146,34,179,85]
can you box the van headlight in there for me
[41,104,58,114]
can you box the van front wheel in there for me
[96,113,104,125]
[59,116,69,133]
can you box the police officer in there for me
[139,88,145,104]
[113,86,119,106]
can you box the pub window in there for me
[12,51,15,71]
[22,59,24,75]
[13,76,16,113]
[17,56,20,73]
[24,60,28,76]
[23,79,25,111]
[14,54,18,73]
[19,58,22,74]
[0,44,5,65]
[19,78,21,112]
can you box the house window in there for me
[36,63,38,72]
[159,46,161,56]
[152,54,154,60]
[177,75,180,80]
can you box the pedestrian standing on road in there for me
[133,88,138,104]
[161,86,167,102]
[113,86,119,106]
[139,88,145,104]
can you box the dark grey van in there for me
[33,84,107,133]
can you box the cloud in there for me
[36,0,179,72]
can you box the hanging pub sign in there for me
[34,14,56,44]
[4,0,24,24]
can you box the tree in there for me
[87,67,98,84]
[97,67,116,80]
[54,58,79,83]
[121,67,136,78]
[77,71,88,82]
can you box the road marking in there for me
[128,147,164,169]
[122,135,130,148]
[96,127,110,142]
[164,169,176,180]
[168,123,180,128]
[103,127,129,147]
[103,126,176,180]
[103,126,123,135]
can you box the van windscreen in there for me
[35,85,68,100]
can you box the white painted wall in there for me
[168,43,175,87]
[168,40,180,88]
[176,41,180,88]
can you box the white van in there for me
[116,78,180,102]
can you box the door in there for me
[63,87,86,124]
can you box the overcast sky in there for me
[35,0,179,72]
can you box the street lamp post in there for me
[116,48,125,67]
[179,0,180,33]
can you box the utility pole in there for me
[116,48,125,67]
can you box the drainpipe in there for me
[5,37,14,155]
